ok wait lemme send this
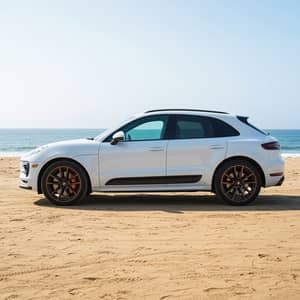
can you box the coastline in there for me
[1,128,300,159]
[0,157,300,299]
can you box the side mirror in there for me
[111,131,125,145]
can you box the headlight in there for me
[20,161,30,176]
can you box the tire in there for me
[41,160,88,206]
[214,159,262,205]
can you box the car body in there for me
[20,109,284,205]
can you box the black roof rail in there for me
[145,109,229,114]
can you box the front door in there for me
[99,115,169,188]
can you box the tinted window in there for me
[175,117,211,139]
[104,115,168,142]
[126,120,164,141]
[172,115,239,139]
[211,118,240,137]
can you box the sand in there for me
[0,157,300,299]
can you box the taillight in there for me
[261,141,280,150]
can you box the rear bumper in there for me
[264,155,285,187]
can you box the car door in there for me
[98,115,169,188]
[166,114,232,187]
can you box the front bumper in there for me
[19,185,32,190]
[19,175,34,190]
[19,160,39,191]
[275,176,285,186]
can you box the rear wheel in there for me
[214,159,262,205]
[41,160,88,206]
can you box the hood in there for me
[21,138,99,162]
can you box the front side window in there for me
[125,120,165,141]
[104,115,168,142]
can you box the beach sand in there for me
[0,157,300,299]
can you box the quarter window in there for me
[211,118,240,137]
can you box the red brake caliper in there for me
[70,173,77,192]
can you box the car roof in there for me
[143,109,236,119]
[145,109,229,114]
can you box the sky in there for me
[0,0,299,129]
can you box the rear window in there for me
[237,116,267,135]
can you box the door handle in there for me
[149,147,164,152]
[210,145,225,150]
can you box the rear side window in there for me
[171,115,239,139]
[175,117,209,139]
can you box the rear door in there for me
[166,114,238,186]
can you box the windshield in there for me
[94,114,139,141]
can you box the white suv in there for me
[20,109,284,206]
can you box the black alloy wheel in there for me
[41,160,88,205]
[214,159,262,205]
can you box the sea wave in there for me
[281,146,300,150]
[0,146,36,152]
[0,151,26,157]
[282,152,300,158]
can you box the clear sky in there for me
[0,0,299,129]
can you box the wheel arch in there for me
[37,157,92,194]
[211,156,266,192]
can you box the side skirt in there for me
[105,175,202,186]
[92,185,211,193]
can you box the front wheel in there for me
[41,160,88,206]
[214,159,262,205]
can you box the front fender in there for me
[36,154,99,194]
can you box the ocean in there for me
[0,128,299,157]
